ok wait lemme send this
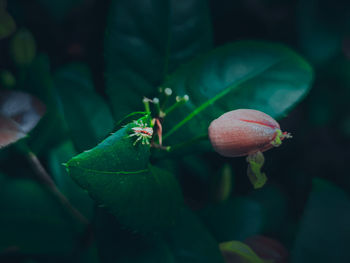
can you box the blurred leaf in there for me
[49,140,94,219]
[162,41,313,145]
[220,240,266,263]
[249,185,288,234]
[96,207,224,263]
[199,185,287,243]
[11,29,36,67]
[36,0,86,23]
[0,173,78,255]
[292,178,350,263]
[0,90,46,133]
[105,0,213,119]
[164,207,225,263]
[199,197,264,242]
[0,90,46,148]
[244,236,288,263]
[67,120,183,231]
[0,9,16,39]
[54,63,114,152]
[95,209,175,263]
[16,54,68,154]
[0,114,26,148]
[80,241,101,263]
[297,0,350,65]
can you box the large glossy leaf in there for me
[162,41,313,145]
[0,173,78,255]
[292,178,350,263]
[54,63,114,152]
[95,207,224,263]
[67,121,183,231]
[49,140,94,219]
[105,0,213,119]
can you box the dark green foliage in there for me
[67,121,183,231]
[0,0,347,262]
[0,174,78,255]
[54,63,114,152]
[292,179,350,263]
[162,41,313,144]
[105,0,213,119]
[49,141,94,219]
[16,54,68,154]
[96,207,224,263]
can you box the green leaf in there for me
[199,185,288,242]
[199,197,264,242]
[105,0,213,119]
[95,207,224,263]
[49,140,94,219]
[249,185,288,234]
[67,121,183,231]
[95,209,175,263]
[220,241,265,263]
[164,207,225,263]
[162,41,313,145]
[292,178,350,263]
[54,63,114,152]
[0,173,78,255]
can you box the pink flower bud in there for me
[208,109,290,158]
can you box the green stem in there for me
[26,151,89,226]
[160,87,172,112]
[164,95,189,116]
[153,97,161,116]
[143,98,151,113]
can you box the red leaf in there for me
[0,90,46,148]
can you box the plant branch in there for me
[26,151,89,226]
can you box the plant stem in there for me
[143,97,151,113]
[163,95,189,116]
[26,151,89,226]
